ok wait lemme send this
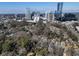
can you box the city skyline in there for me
[0,2,79,14]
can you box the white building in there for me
[34,16,40,22]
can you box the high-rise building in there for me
[45,11,48,19]
[55,2,63,21]
[52,13,55,21]
[25,8,31,20]
[57,2,63,13]
[48,12,53,21]
[45,11,55,22]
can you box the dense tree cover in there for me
[56,13,78,21]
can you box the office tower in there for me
[57,2,63,12]
[52,13,55,21]
[45,11,54,22]
[57,2,63,16]
[48,12,52,21]
[55,2,63,21]
[45,11,47,21]
[25,8,31,20]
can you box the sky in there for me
[0,2,79,14]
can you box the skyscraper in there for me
[55,2,63,21]
[25,8,31,20]
[45,11,54,22]
[57,2,63,15]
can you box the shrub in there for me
[2,39,12,52]
[36,48,48,56]
[17,36,30,48]
[47,31,58,39]
[67,31,78,42]
[35,19,46,35]
[0,43,2,54]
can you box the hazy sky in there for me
[0,2,79,14]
